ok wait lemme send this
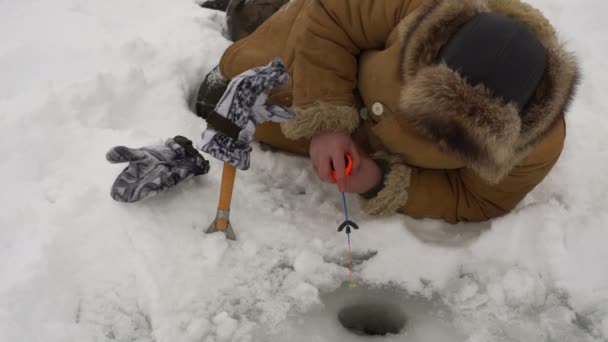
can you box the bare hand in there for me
[309,132,361,192]
[343,157,382,194]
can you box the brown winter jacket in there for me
[218,0,579,223]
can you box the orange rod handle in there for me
[331,153,353,182]
[216,162,237,230]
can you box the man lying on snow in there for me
[195,0,580,224]
[109,0,579,224]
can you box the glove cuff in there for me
[205,111,242,141]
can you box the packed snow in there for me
[1,0,607,341]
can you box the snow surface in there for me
[1,0,608,341]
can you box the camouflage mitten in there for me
[107,136,210,202]
[197,58,294,170]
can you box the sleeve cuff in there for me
[280,101,360,140]
[358,153,412,216]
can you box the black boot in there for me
[199,0,230,11]
[192,66,229,120]
[226,0,288,41]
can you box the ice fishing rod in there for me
[331,154,359,288]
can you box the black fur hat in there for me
[438,13,547,110]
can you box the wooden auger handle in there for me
[217,162,236,229]
[207,162,237,240]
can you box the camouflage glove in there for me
[197,58,294,170]
[107,136,210,202]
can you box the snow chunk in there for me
[212,312,238,341]
[502,269,547,308]
[186,318,210,342]
[293,250,324,276]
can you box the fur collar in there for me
[396,0,580,183]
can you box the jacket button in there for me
[372,102,384,116]
[359,108,368,120]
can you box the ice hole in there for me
[254,284,463,342]
[338,301,406,336]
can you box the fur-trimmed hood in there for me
[397,0,580,183]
